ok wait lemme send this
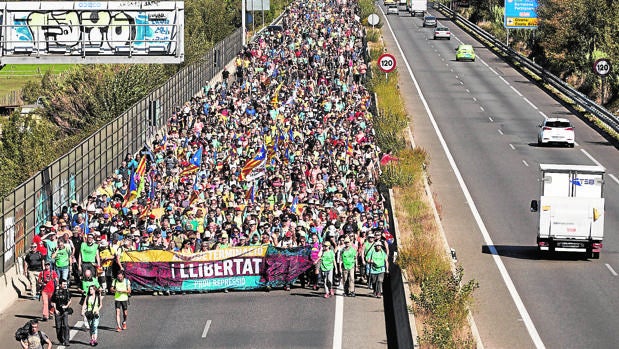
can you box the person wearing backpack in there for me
[111,270,131,332]
[18,319,52,349]
[50,279,72,346]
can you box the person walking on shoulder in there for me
[50,279,72,346]
[19,319,52,349]
[111,270,131,332]
[318,241,336,298]
[368,244,388,298]
[340,237,357,297]
[24,243,44,300]
[37,262,58,321]
[82,285,102,346]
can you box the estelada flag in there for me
[239,145,266,181]
[179,146,203,177]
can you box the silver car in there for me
[423,15,437,27]
[433,26,451,40]
[387,5,399,15]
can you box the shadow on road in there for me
[482,245,593,261]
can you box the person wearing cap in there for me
[368,243,389,298]
[317,241,336,298]
[340,237,357,297]
[37,261,58,321]
[216,233,230,249]
[362,233,377,287]
[24,243,45,299]
[43,233,58,272]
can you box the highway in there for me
[380,4,619,349]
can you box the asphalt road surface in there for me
[380,4,619,349]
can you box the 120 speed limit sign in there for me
[593,58,611,76]
[378,53,397,73]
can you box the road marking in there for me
[609,174,619,185]
[499,76,510,85]
[510,85,523,96]
[605,264,618,277]
[538,111,547,118]
[466,88,470,93]
[580,149,603,166]
[333,285,344,349]
[509,144,515,150]
[523,97,537,109]
[498,129,504,135]
[523,160,530,167]
[473,97,477,102]
[57,320,84,349]
[202,320,212,338]
[488,116,493,122]
[480,106,484,112]
[382,13,544,349]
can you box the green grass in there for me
[0,64,74,96]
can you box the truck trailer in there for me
[408,0,427,16]
[530,164,605,259]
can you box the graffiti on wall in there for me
[3,2,182,56]
[35,188,50,235]
[3,208,25,265]
[52,173,79,215]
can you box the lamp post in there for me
[242,0,246,46]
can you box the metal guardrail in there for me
[437,3,619,134]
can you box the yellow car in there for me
[455,44,476,62]
[384,0,396,5]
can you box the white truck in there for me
[408,0,427,16]
[398,0,408,11]
[530,164,606,259]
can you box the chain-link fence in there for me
[0,28,243,276]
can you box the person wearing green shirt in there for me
[340,237,357,297]
[368,243,389,298]
[79,234,100,279]
[52,240,71,283]
[318,241,336,298]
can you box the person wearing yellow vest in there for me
[110,270,131,332]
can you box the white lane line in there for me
[609,174,619,185]
[499,76,510,85]
[480,106,485,112]
[473,97,477,102]
[466,88,470,93]
[509,144,515,150]
[523,160,530,167]
[538,111,548,119]
[580,149,603,167]
[408,124,417,148]
[488,116,494,122]
[605,264,618,277]
[333,284,344,349]
[202,320,212,338]
[523,97,537,109]
[57,320,84,349]
[510,85,523,96]
[382,13,544,349]
[498,129,504,135]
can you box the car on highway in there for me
[384,0,395,5]
[387,4,399,15]
[455,44,476,61]
[537,117,575,147]
[423,15,437,27]
[433,26,451,40]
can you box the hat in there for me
[43,221,53,229]
[221,233,229,239]
[323,241,330,247]
[99,240,109,247]
[70,200,78,205]
[285,231,293,238]
[367,233,375,238]
[149,214,156,219]
[249,220,256,225]
[344,237,351,243]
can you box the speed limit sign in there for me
[378,53,397,73]
[593,58,611,76]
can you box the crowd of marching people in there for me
[19,0,395,346]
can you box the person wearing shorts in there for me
[111,270,131,332]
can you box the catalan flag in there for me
[346,141,354,157]
[239,145,266,181]
[271,81,284,108]
[179,146,203,177]
[124,155,147,205]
